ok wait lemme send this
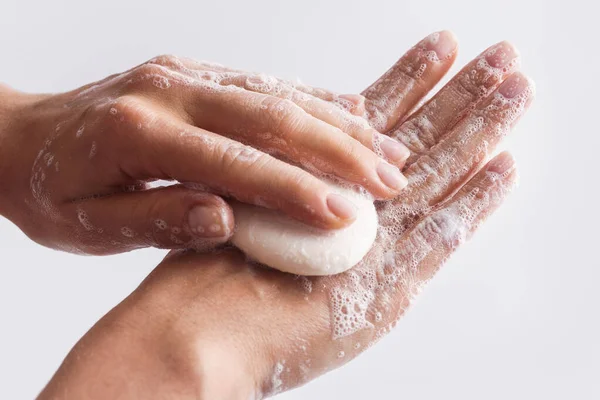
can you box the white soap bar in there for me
[231,187,378,276]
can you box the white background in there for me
[0,0,598,398]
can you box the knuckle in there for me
[395,114,439,153]
[452,55,510,102]
[148,54,181,68]
[112,96,146,121]
[218,143,268,174]
[291,168,318,191]
[327,137,380,185]
[260,97,305,134]
[283,168,323,205]
[93,95,147,136]
[452,72,487,101]
[133,62,169,79]
[471,104,510,129]
[394,60,426,86]
[127,63,174,91]
[408,154,447,191]
[244,73,283,95]
[341,114,372,141]
[417,209,465,250]
[337,140,367,171]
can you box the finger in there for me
[133,57,373,153]
[392,152,517,290]
[156,55,369,116]
[362,30,459,132]
[63,186,234,255]
[101,90,369,229]
[119,65,410,188]
[216,74,409,166]
[400,72,534,213]
[287,84,367,116]
[108,103,364,230]
[186,89,409,199]
[390,41,521,165]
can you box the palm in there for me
[268,37,531,393]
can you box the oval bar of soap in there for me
[231,187,378,276]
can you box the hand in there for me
[0,31,458,256]
[38,38,530,399]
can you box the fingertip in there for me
[376,134,411,166]
[438,29,458,43]
[326,193,357,223]
[422,30,459,61]
[485,40,521,69]
[376,162,409,194]
[487,151,514,173]
[185,194,234,241]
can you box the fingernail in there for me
[487,152,515,174]
[326,194,357,221]
[379,136,410,163]
[338,94,365,107]
[498,73,529,98]
[377,162,408,191]
[337,94,367,116]
[424,30,458,60]
[187,205,227,237]
[485,41,520,68]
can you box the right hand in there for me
[0,31,461,255]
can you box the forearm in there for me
[38,274,257,400]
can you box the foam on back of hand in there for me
[231,186,378,276]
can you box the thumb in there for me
[64,185,234,255]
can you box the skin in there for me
[0,31,466,256]
[31,35,533,399]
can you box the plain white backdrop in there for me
[0,0,598,398]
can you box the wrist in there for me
[159,308,260,399]
[41,289,259,400]
[132,292,260,399]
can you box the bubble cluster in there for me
[88,141,97,159]
[30,140,60,221]
[415,63,428,79]
[394,113,435,151]
[152,75,171,89]
[331,96,355,113]
[75,124,85,138]
[244,73,278,94]
[266,361,286,396]
[77,209,94,231]
[170,234,184,245]
[120,227,135,238]
[324,72,531,342]
[154,219,167,230]
[297,276,313,294]
[326,150,517,342]
[330,284,374,339]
